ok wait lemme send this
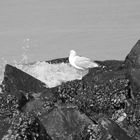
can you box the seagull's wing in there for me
[74,56,95,69]
[75,56,91,62]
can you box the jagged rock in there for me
[95,60,123,70]
[124,40,140,68]
[46,57,69,64]
[124,40,140,97]
[3,64,47,93]
[0,93,19,139]
[99,116,136,140]
[2,112,52,140]
[40,104,96,140]
[126,68,140,96]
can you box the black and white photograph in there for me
[0,0,140,139]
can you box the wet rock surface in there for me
[1,40,140,139]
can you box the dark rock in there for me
[99,116,136,140]
[24,57,69,66]
[2,112,52,140]
[124,41,140,97]
[124,40,140,68]
[23,99,101,139]
[50,68,129,118]
[40,104,94,140]
[0,93,19,139]
[2,64,48,110]
[46,57,69,64]
[2,64,47,93]
[95,60,123,70]
[126,68,140,96]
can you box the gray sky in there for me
[0,0,140,64]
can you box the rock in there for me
[124,40,140,68]
[2,64,47,93]
[95,60,123,70]
[46,57,69,64]
[2,64,49,109]
[124,40,140,97]
[0,93,19,139]
[40,104,94,140]
[2,112,52,140]
[126,68,140,95]
[99,116,136,140]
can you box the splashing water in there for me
[0,56,88,88]
[0,38,31,84]
[22,38,30,51]
[21,38,30,64]
[0,58,8,83]
[16,61,88,88]
[0,38,88,88]
[14,38,31,67]
[0,58,88,88]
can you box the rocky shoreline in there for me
[1,40,140,140]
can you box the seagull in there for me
[69,50,99,70]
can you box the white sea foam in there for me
[16,61,88,88]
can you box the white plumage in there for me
[69,50,99,70]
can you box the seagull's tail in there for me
[87,61,99,68]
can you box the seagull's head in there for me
[70,50,76,56]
